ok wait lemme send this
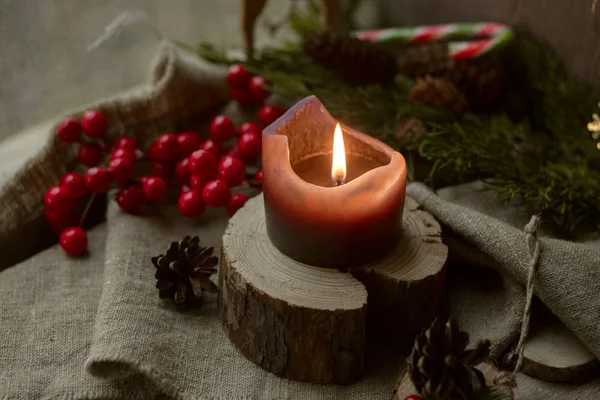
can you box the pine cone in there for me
[410,76,469,115]
[303,32,399,85]
[409,318,491,400]
[396,43,506,111]
[152,235,218,307]
[397,42,454,78]
[394,117,426,148]
[445,57,507,111]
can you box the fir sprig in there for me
[192,33,600,237]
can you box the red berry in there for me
[226,193,249,216]
[84,167,113,193]
[189,149,217,176]
[231,87,256,107]
[189,171,216,191]
[180,184,192,194]
[108,157,134,185]
[151,161,173,180]
[44,186,73,213]
[176,131,202,157]
[174,157,191,184]
[202,179,231,208]
[59,172,87,197]
[189,175,204,191]
[81,110,107,138]
[78,143,104,167]
[209,115,236,143]
[110,148,136,162]
[178,191,206,218]
[238,132,262,159]
[237,121,262,137]
[56,118,82,142]
[254,169,263,182]
[114,136,138,151]
[403,396,422,400]
[59,227,88,256]
[249,76,270,103]
[116,185,145,213]
[225,145,241,158]
[44,206,70,225]
[198,139,223,158]
[258,105,285,126]
[142,177,167,202]
[227,64,251,89]
[151,134,179,162]
[45,208,73,234]
[134,149,145,160]
[218,156,246,187]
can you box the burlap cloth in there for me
[1,42,600,399]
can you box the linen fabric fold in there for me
[407,182,600,362]
[0,226,161,399]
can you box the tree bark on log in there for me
[352,196,448,349]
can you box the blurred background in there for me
[0,0,379,143]
[1,0,597,144]
[0,0,280,140]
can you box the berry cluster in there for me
[46,66,284,257]
[227,64,287,125]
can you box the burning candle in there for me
[262,96,407,268]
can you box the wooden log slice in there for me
[220,194,447,384]
[520,307,600,383]
[353,196,448,349]
[220,194,368,384]
[391,363,513,400]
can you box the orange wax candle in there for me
[262,96,407,268]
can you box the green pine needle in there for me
[192,31,600,238]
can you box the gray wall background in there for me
[0,0,293,140]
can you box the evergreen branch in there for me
[192,32,600,237]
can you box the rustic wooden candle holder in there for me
[219,96,447,384]
[219,195,447,384]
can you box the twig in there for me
[78,193,97,228]
[494,215,541,388]
[264,0,301,36]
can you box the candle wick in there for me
[335,178,342,186]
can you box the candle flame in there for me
[331,123,347,185]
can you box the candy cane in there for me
[354,22,514,59]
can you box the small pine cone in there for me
[514,140,543,159]
[303,32,399,85]
[396,42,507,111]
[394,117,426,148]
[446,57,507,111]
[409,318,491,400]
[152,235,218,307]
[397,42,455,78]
[410,76,469,115]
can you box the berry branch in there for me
[46,64,285,256]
